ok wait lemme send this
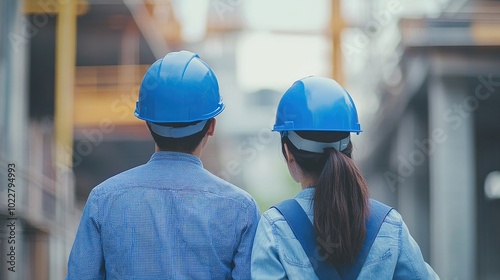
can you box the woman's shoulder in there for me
[369,199,403,226]
[383,208,404,226]
[259,203,306,242]
[261,207,288,226]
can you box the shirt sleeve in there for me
[251,213,287,280]
[394,218,440,280]
[231,201,261,280]
[66,189,105,280]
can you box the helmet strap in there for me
[148,120,207,138]
[286,131,350,153]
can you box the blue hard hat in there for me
[273,76,361,133]
[135,50,225,123]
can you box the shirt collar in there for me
[148,151,203,167]
[294,187,315,200]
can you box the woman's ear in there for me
[284,143,295,164]
[284,143,301,183]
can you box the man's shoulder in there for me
[204,171,259,209]
[90,164,146,194]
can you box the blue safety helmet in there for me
[273,77,361,152]
[273,76,361,133]
[135,50,225,123]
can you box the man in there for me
[66,51,260,279]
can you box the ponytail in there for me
[282,131,369,266]
[314,143,369,265]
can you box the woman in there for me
[251,77,439,279]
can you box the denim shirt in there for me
[251,188,439,279]
[66,152,260,280]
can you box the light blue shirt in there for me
[66,152,260,280]
[251,188,440,279]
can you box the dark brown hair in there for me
[282,131,369,265]
[147,118,213,153]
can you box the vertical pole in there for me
[55,0,77,159]
[331,0,344,85]
[54,0,77,278]
[428,75,476,279]
[3,1,29,279]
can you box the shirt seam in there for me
[263,209,287,224]
[96,185,255,211]
[400,224,423,279]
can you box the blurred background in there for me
[0,0,499,279]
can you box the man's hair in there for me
[147,118,213,153]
